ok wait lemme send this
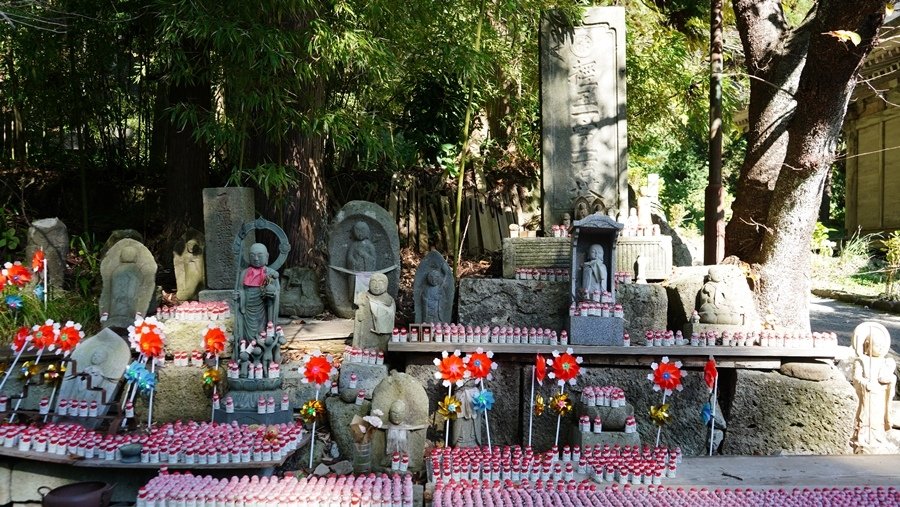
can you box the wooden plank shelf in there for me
[387,343,842,369]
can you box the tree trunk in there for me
[725,0,809,262]
[165,40,212,231]
[731,1,886,330]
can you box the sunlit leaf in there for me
[825,30,862,46]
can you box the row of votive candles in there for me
[548,225,570,237]
[514,268,571,282]
[343,347,386,365]
[580,386,627,407]
[137,473,416,507]
[172,350,208,367]
[621,223,662,238]
[433,484,900,507]
[226,361,281,380]
[213,393,291,415]
[578,415,637,434]
[157,301,231,321]
[430,444,678,486]
[643,329,839,348]
[394,324,567,346]
[571,302,624,318]
[2,421,305,464]
[580,290,614,304]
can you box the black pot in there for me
[40,481,115,507]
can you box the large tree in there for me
[726,0,888,329]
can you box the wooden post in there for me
[705,0,725,265]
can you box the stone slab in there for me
[338,363,388,402]
[502,237,572,279]
[202,187,256,290]
[568,315,624,345]
[540,6,628,230]
[459,278,569,331]
[616,236,673,281]
[0,461,9,505]
[572,430,641,448]
[282,319,354,342]
[325,201,401,319]
[724,369,856,455]
[673,454,900,488]
[779,361,837,382]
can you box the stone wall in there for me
[458,278,668,341]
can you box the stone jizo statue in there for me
[697,266,745,325]
[173,229,205,301]
[233,243,280,356]
[354,273,396,350]
[574,202,589,220]
[99,238,157,330]
[369,372,428,472]
[55,328,130,428]
[851,322,897,454]
[347,221,377,272]
[581,244,607,300]
[413,250,454,324]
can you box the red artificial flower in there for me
[203,326,227,356]
[434,350,468,387]
[30,321,58,349]
[535,354,547,385]
[465,348,496,380]
[31,249,45,273]
[0,272,7,286]
[649,356,684,394]
[57,321,84,354]
[549,348,582,384]
[4,262,31,287]
[304,354,332,385]
[138,331,165,358]
[12,326,29,352]
[704,357,718,392]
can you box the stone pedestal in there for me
[339,363,388,402]
[570,398,639,447]
[202,187,256,290]
[502,237,572,279]
[572,429,641,448]
[568,315,624,345]
[133,364,210,424]
[161,318,233,355]
[616,236,673,281]
[575,401,634,431]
